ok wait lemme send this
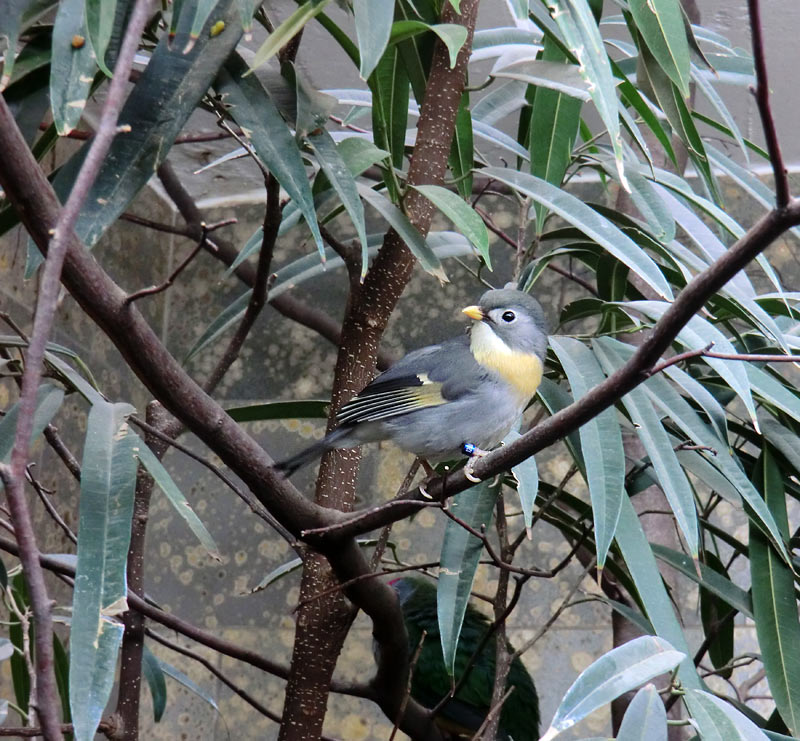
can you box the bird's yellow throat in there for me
[469,322,543,401]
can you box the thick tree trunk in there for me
[278,2,482,739]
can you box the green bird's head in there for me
[391,577,541,740]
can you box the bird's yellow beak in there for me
[462,305,485,321]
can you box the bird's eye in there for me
[501,311,516,323]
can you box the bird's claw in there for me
[462,443,489,483]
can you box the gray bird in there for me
[275,289,548,477]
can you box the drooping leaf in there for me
[493,59,592,100]
[50,0,96,134]
[215,54,324,258]
[482,168,672,298]
[594,337,699,556]
[411,184,490,268]
[540,636,684,740]
[699,551,736,678]
[354,0,394,80]
[550,336,624,568]
[85,0,116,75]
[686,690,770,741]
[357,184,447,281]
[307,129,369,276]
[549,0,629,190]
[617,684,667,741]
[142,645,167,722]
[134,436,221,562]
[448,90,473,198]
[70,401,138,741]
[614,497,701,688]
[0,384,65,464]
[437,478,497,676]
[0,0,57,90]
[750,447,800,736]
[528,38,584,231]
[629,0,691,97]
[249,0,332,70]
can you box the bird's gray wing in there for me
[336,337,481,425]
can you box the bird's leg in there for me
[462,443,490,483]
[417,458,436,499]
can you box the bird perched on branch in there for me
[392,576,540,740]
[274,288,548,478]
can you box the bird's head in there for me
[462,288,549,362]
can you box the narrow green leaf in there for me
[226,400,329,422]
[550,336,624,568]
[0,0,57,90]
[249,0,331,70]
[216,54,324,258]
[549,0,629,190]
[184,0,222,52]
[448,90,473,198]
[70,401,137,741]
[85,0,116,75]
[617,684,667,741]
[438,479,497,676]
[50,0,96,134]
[692,66,747,161]
[494,59,591,101]
[614,496,701,688]
[662,363,728,444]
[748,366,800,427]
[594,337,699,556]
[482,168,672,298]
[629,0,691,97]
[237,0,260,34]
[142,646,167,722]
[9,573,30,714]
[651,544,752,618]
[504,431,538,534]
[541,636,684,740]
[625,170,676,243]
[750,447,800,736]
[0,384,65,464]
[370,43,410,179]
[536,377,584,477]
[157,656,219,712]
[687,690,770,741]
[429,23,468,68]
[527,40,583,231]
[412,184,490,268]
[134,436,221,561]
[354,0,394,80]
[307,130,369,276]
[700,551,736,678]
[357,184,447,281]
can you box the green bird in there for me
[391,577,540,741]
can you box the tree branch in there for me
[301,200,800,541]
[747,0,789,207]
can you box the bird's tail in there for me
[273,427,351,477]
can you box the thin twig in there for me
[145,629,284,724]
[202,174,280,394]
[123,219,235,305]
[747,0,790,207]
[0,3,155,736]
[388,629,428,741]
[470,686,515,740]
[25,465,77,544]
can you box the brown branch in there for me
[0,722,114,738]
[202,174,280,394]
[25,465,77,544]
[0,533,292,680]
[303,199,800,541]
[747,0,789,207]
[0,4,154,737]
